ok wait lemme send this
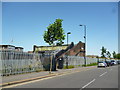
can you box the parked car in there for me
[117,60,120,64]
[98,61,107,67]
[105,61,111,67]
[110,60,117,65]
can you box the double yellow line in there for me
[1,66,96,88]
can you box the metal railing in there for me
[62,55,115,67]
[1,50,118,76]
[0,50,51,76]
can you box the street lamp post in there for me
[66,32,71,69]
[67,32,71,46]
[80,24,87,67]
[49,43,55,74]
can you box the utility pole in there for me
[66,32,71,69]
[49,45,54,74]
[67,32,71,46]
[80,24,87,67]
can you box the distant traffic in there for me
[98,60,120,67]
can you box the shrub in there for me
[63,65,75,69]
[82,63,97,67]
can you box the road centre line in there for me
[81,68,112,89]
[80,79,96,89]
[99,72,107,77]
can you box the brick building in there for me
[33,41,85,58]
[63,41,85,56]
[33,45,68,52]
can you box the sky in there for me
[2,2,118,56]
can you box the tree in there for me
[116,53,120,59]
[43,19,66,73]
[106,51,111,58]
[112,51,116,59]
[43,19,66,46]
[101,46,107,58]
[113,53,120,59]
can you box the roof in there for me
[0,45,15,47]
[0,45,23,49]
[15,47,23,49]
[34,44,69,48]
[34,41,84,48]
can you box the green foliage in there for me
[87,63,97,66]
[113,52,120,59]
[101,46,107,58]
[29,65,32,70]
[78,65,81,67]
[35,69,42,72]
[112,51,117,59]
[43,19,66,46]
[116,53,120,59]
[63,65,74,69]
[106,51,111,58]
[64,63,97,69]
[82,63,97,67]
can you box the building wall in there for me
[34,45,68,52]
[64,41,85,56]
[0,45,15,50]
[34,41,85,58]
[15,48,23,52]
[0,45,23,52]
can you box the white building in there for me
[0,45,23,52]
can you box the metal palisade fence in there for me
[0,50,117,76]
[62,55,114,67]
[0,50,51,76]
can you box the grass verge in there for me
[82,63,97,67]
[63,65,75,69]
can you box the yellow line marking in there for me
[2,67,96,88]
[1,74,55,86]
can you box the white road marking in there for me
[99,72,107,77]
[2,69,92,88]
[81,79,96,89]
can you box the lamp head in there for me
[80,25,83,26]
[67,32,71,34]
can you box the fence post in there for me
[96,56,99,65]
[66,56,68,69]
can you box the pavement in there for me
[2,65,118,89]
[1,66,97,87]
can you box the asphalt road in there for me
[3,65,119,89]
